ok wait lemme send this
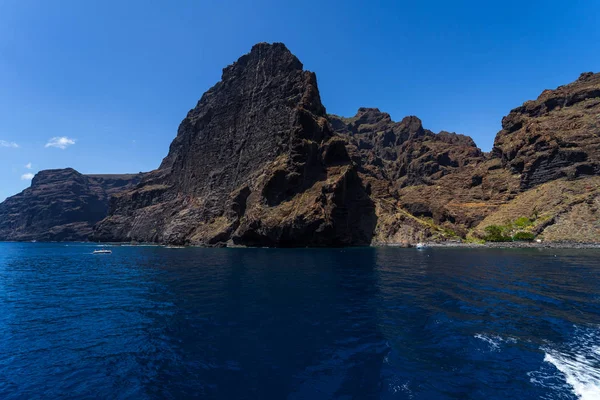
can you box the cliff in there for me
[93,43,376,246]
[2,43,599,245]
[493,72,600,188]
[0,169,143,241]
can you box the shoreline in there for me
[376,241,600,249]
[3,240,600,250]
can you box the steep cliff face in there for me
[493,72,600,189]
[94,43,376,246]
[0,169,142,241]
[329,108,502,243]
[93,45,599,246]
[3,44,598,245]
[328,72,600,244]
[329,108,484,185]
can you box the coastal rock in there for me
[473,176,600,243]
[0,169,143,241]
[329,108,484,186]
[493,72,600,188]
[2,42,598,246]
[329,108,498,241]
[94,43,376,246]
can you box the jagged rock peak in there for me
[396,116,425,136]
[354,107,393,124]
[0,168,143,242]
[160,42,327,171]
[493,71,600,188]
[31,168,83,186]
[94,42,376,247]
[222,42,304,79]
[506,71,600,122]
[577,71,597,82]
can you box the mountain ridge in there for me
[0,169,143,241]
[1,43,598,245]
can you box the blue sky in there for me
[1,0,599,201]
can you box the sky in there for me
[1,0,599,201]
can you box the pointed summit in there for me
[95,43,375,246]
[223,42,304,77]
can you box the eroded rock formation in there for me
[2,42,599,245]
[493,72,600,188]
[0,169,143,241]
[93,43,376,246]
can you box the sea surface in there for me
[0,243,599,399]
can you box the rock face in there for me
[330,108,484,187]
[93,43,376,246]
[3,43,599,245]
[328,108,514,243]
[327,73,600,244]
[93,46,600,245]
[0,169,143,241]
[493,72,600,188]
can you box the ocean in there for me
[0,243,598,399]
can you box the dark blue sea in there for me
[0,243,599,399]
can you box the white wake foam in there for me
[537,326,600,400]
[544,349,600,400]
[475,333,517,352]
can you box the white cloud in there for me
[25,162,32,169]
[0,140,19,148]
[45,136,75,149]
[21,173,34,180]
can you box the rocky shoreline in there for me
[10,240,599,250]
[394,241,600,249]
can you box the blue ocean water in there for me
[0,243,599,399]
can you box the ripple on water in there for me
[1,244,600,399]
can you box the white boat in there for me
[93,249,112,254]
[415,242,426,249]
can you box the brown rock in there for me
[493,72,600,188]
[0,169,143,241]
[93,43,376,246]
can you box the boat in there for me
[415,242,426,249]
[92,249,112,254]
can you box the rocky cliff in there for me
[90,46,600,246]
[2,43,599,245]
[0,169,143,241]
[493,72,600,189]
[93,43,376,246]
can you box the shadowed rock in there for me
[93,43,377,246]
[2,44,599,245]
[493,72,600,188]
[0,169,143,241]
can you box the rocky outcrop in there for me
[493,72,600,188]
[0,169,143,241]
[328,108,507,243]
[90,50,600,246]
[93,43,376,246]
[330,108,484,186]
[2,43,598,245]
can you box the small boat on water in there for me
[93,249,112,254]
[415,242,426,249]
